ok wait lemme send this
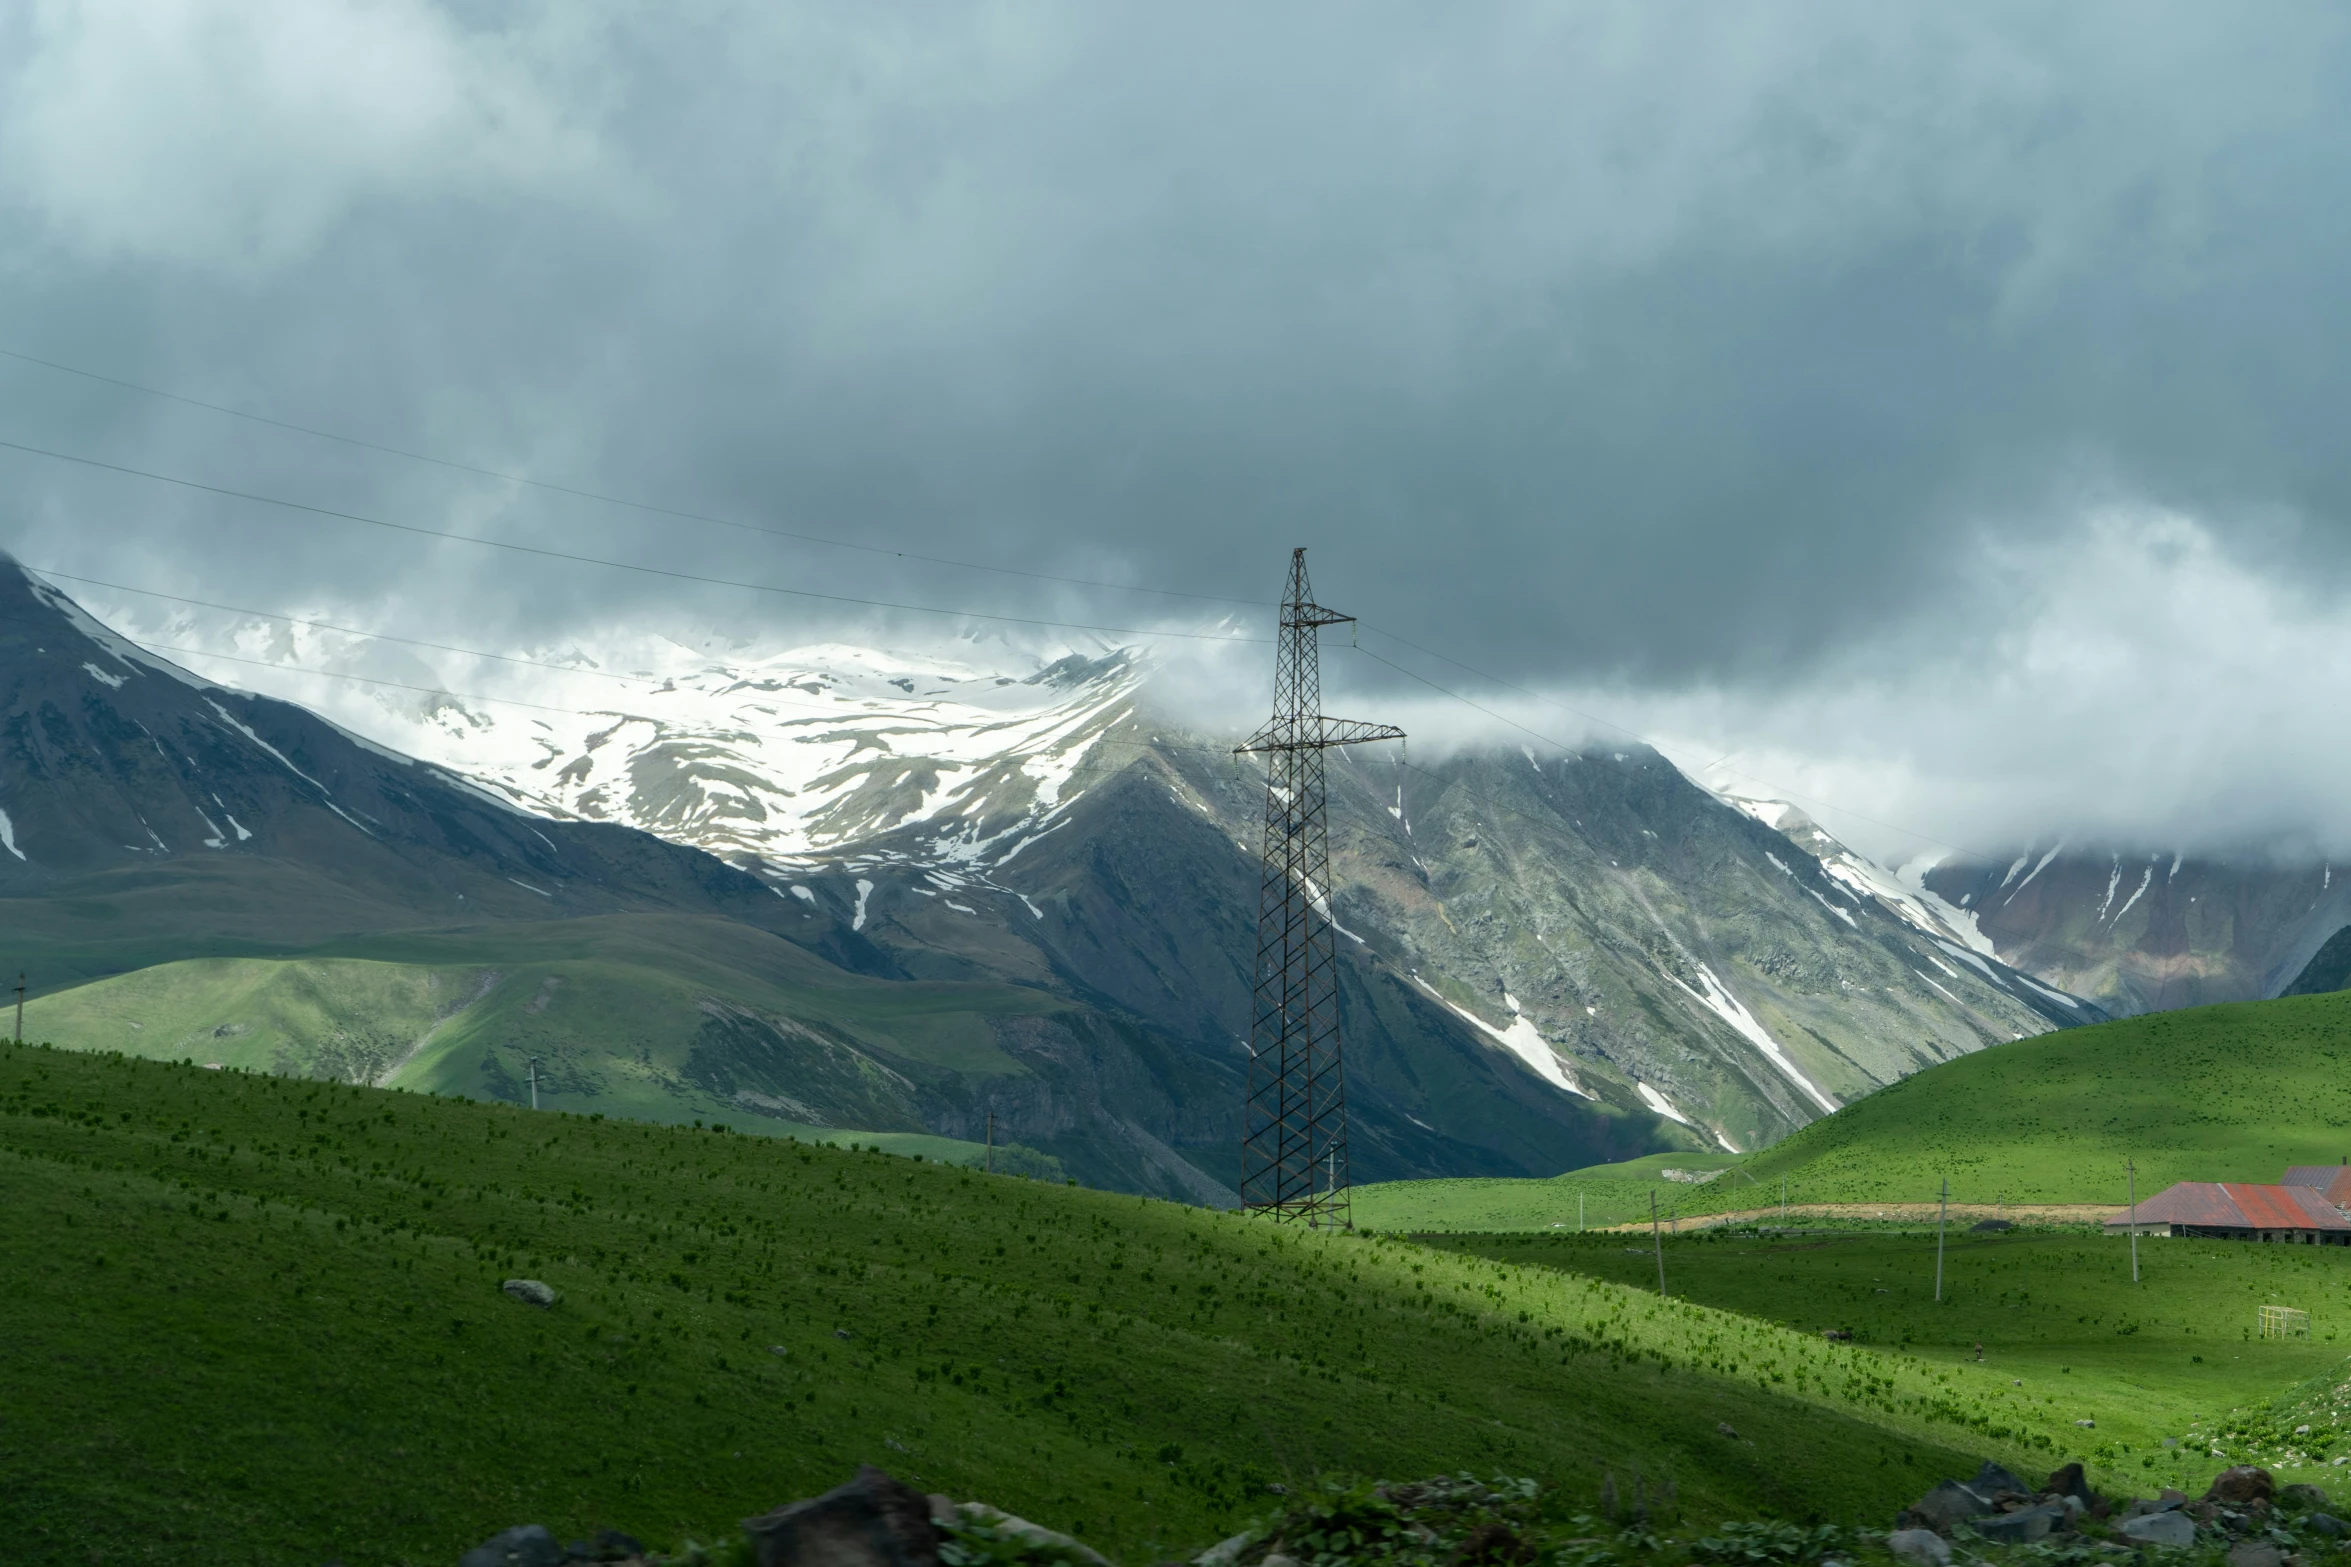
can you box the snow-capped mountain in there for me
[94,602,1148,912]
[80,577,2102,1156]
[1704,785,2096,1024]
[1919,848,2351,1015]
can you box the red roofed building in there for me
[2106,1180,2351,1243]
[2282,1166,2351,1210]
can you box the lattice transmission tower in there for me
[1235,548,1403,1226]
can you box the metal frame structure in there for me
[1235,548,1402,1226]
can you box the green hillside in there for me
[1436,1225,2351,1493]
[1680,990,2351,1212]
[1353,1152,1745,1233]
[1364,991,2351,1224]
[20,913,1088,1177]
[5,1042,2153,1565]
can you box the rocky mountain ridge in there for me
[79,572,2097,1158]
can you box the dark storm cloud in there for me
[3,3,2350,849]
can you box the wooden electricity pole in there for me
[1652,1190,1666,1297]
[12,972,22,1046]
[526,1056,540,1111]
[2129,1158,2139,1284]
[1935,1177,1949,1302]
[1579,1193,1585,1233]
[985,1110,995,1175]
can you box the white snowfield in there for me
[114,605,1145,888]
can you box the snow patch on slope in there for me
[1662,961,1839,1114]
[1636,1081,1693,1125]
[1409,975,1590,1098]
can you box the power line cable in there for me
[0,434,1268,646]
[0,344,1946,847]
[0,341,1949,848]
[0,344,1269,608]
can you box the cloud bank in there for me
[4,2,2349,856]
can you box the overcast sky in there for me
[5,3,2351,859]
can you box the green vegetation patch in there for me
[1690,991,2351,1211]
[1437,1226,2351,1491]
[6,1044,2056,1564]
[1355,1152,1746,1233]
[1370,990,2351,1227]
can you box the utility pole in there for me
[12,972,21,1046]
[1235,548,1403,1229]
[1579,1193,1585,1233]
[527,1055,540,1112]
[985,1110,995,1175]
[1780,1176,1787,1226]
[1935,1177,1948,1303]
[2129,1158,2139,1284]
[1652,1190,1667,1297]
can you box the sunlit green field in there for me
[1354,1151,1745,1233]
[1438,1224,2351,1491]
[3,1042,2060,1566]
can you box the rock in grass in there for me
[1193,1529,1258,1567]
[1887,1528,1951,1567]
[2206,1467,2275,1506]
[2227,1543,2284,1567]
[742,1465,938,1567]
[501,1279,556,1309]
[955,1501,1111,1567]
[2119,1511,2196,1549]
[1971,1462,2029,1500]
[2304,1513,2349,1538]
[2044,1462,2096,1505]
[1969,1501,2067,1545]
[2279,1482,2330,1513]
[1898,1480,1991,1535]
[567,1530,647,1562]
[459,1524,563,1567]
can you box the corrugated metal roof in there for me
[2224,1183,2351,1230]
[2105,1180,2351,1231]
[2111,1182,2246,1228]
[2282,1166,2351,1205]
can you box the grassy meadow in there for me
[1352,1152,1746,1233]
[1674,991,2351,1212]
[1362,990,2351,1225]
[2,1043,2167,1566]
[1438,1224,2351,1494]
[17,916,1070,1175]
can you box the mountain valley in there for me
[29,564,2100,1193]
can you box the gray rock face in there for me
[2119,1511,2197,1549]
[1887,1528,1952,1567]
[2306,1513,2349,1538]
[459,1525,564,1567]
[2207,1466,2276,1506]
[1194,1530,1258,1567]
[952,1502,1110,1567]
[1971,1462,2029,1500]
[1968,1502,2067,1545]
[2043,1462,2093,1503]
[502,1279,557,1309]
[742,1464,939,1567]
[2226,1543,2284,1567]
[1901,1480,1991,1535]
[2279,1482,2330,1513]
